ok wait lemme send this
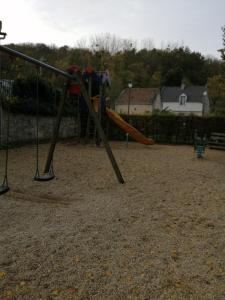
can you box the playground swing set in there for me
[1,21,209,196]
[0,21,155,196]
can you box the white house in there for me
[161,85,210,116]
[115,88,161,115]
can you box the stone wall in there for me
[0,108,78,144]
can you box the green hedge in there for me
[1,77,76,117]
[108,114,225,144]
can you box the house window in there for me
[179,93,187,105]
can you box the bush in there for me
[108,114,225,144]
[1,77,75,117]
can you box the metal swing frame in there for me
[0,22,10,195]
[0,79,11,195]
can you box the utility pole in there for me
[126,81,132,147]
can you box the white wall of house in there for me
[162,102,203,116]
[115,104,153,115]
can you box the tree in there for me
[141,38,154,51]
[89,33,135,55]
[2,37,224,111]
[150,71,162,87]
[207,75,225,112]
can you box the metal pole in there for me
[128,87,131,116]
[0,21,7,40]
[0,45,2,146]
[0,45,72,78]
[0,101,2,145]
[126,86,131,147]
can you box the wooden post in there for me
[44,85,68,173]
[76,73,125,184]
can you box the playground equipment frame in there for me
[0,45,125,184]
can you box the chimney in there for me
[181,79,185,90]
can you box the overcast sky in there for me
[1,0,225,58]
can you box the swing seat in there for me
[0,185,9,195]
[34,172,55,182]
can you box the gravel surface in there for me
[0,141,225,300]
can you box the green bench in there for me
[208,132,225,150]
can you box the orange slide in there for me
[106,108,154,145]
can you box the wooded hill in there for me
[1,30,225,115]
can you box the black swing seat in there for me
[0,185,9,195]
[34,172,55,182]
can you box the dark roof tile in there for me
[161,86,207,103]
[117,88,159,105]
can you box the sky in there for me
[1,0,225,58]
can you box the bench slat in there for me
[211,132,225,137]
[209,145,225,150]
[209,142,225,146]
[210,136,225,141]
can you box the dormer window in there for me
[179,93,187,105]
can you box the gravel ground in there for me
[0,141,225,300]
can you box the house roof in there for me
[116,88,159,105]
[161,86,207,103]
